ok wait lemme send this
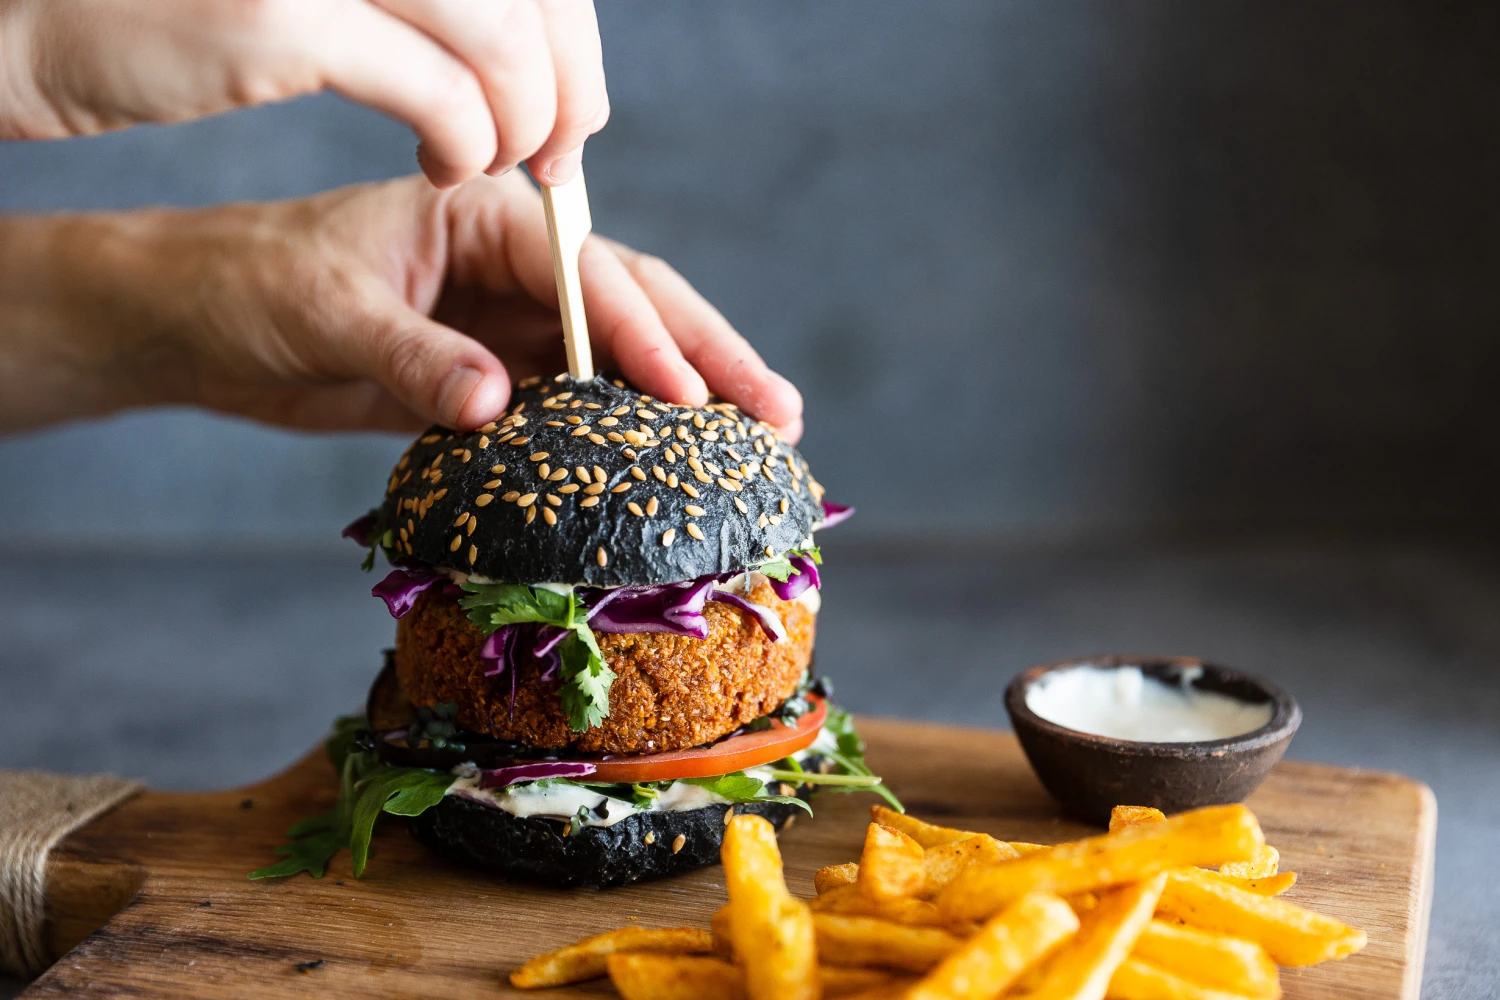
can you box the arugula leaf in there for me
[459,582,614,732]
[682,773,814,816]
[814,705,905,811]
[250,720,456,880]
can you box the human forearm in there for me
[0,211,193,431]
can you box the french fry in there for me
[608,954,743,1000]
[1132,920,1280,999]
[821,966,907,998]
[1010,842,1052,855]
[817,862,862,894]
[1216,871,1296,897]
[836,979,921,1000]
[813,913,966,973]
[711,905,734,958]
[1157,866,1367,967]
[1107,956,1261,1000]
[872,805,982,847]
[603,953,902,1000]
[905,891,1079,1000]
[1021,872,1167,1000]
[1221,844,1279,879]
[510,926,713,988]
[722,815,819,1000]
[860,823,928,901]
[920,835,1020,899]
[937,805,1264,923]
[810,884,946,925]
[1109,805,1166,832]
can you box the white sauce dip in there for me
[1025,665,1273,743]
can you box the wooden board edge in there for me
[1402,780,1438,1000]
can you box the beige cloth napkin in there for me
[0,772,141,979]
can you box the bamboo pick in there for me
[540,168,595,380]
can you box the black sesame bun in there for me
[408,792,806,888]
[381,373,827,586]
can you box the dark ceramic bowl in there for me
[1005,655,1301,826]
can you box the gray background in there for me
[1,2,1497,996]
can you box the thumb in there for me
[342,292,512,430]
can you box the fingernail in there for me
[437,366,485,427]
[544,147,584,185]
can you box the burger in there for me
[252,372,894,887]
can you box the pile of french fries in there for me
[510,802,1366,999]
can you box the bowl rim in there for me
[1004,654,1302,758]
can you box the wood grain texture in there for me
[28,720,1434,999]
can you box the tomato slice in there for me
[587,696,827,784]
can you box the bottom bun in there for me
[408,793,807,887]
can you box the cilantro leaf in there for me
[559,630,615,731]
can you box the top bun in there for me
[380,374,827,586]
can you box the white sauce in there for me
[448,740,826,828]
[1025,665,1273,743]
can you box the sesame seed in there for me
[769,515,782,526]
[646,497,660,515]
[568,400,583,409]
[467,518,478,535]
[682,483,701,499]
[526,506,537,524]
[548,469,569,481]
[663,450,677,464]
[613,380,626,388]
[599,416,619,427]
[430,471,443,484]
[579,496,600,508]
[584,483,605,496]
[687,457,703,473]
[455,512,470,527]
[597,547,608,566]
[491,464,506,474]
[717,478,742,492]
[760,514,769,528]
[566,415,583,425]
[546,494,562,507]
[624,447,640,459]
[594,466,607,481]
[530,452,549,462]
[469,544,478,564]
[667,473,679,488]
[629,466,646,481]
[705,462,722,476]
[766,545,776,558]
[763,468,776,483]
[689,445,701,459]
[725,468,743,480]
[538,464,551,478]
[727,448,743,462]
[673,443,686,457]
[723,806,734,824]
[572,426,591,436]
[735,498,749,514]
[556,392,573,401]
[607,431,626,443]
[628,502,645,516]
[653,402,672,412]
[661,529,676,546]
[686,523,706,541]
[693,414,706,429]
[576,466,591,483]
[450,534,462,551]
[585,402,601,409]
[499,431,517,443]
[636,409,656,420]
[546,421,564,428]
[624,430,647,446]
[685,504,706,517]
[779,498,789,514]
[542,507,557,526]
[475,494,494,506]
[462,449,473,462]
[701,431,719,441]
[503,491,521,502]
[588,434,606,445]
[653,466,667,481]
[676,426,690,441]
[671,834,685,854]
[420,434,441,444]
[612,405,630,416]
[612,483,631,493]
[694,471,712,484]
[517,493,537,507]
[510,437,530,446]
[559,483,580,494]
[478,435,490,449]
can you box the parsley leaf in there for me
[459,582,614,732]
[755,545,822,582]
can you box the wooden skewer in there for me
[540,167,595,381]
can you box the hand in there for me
[0,173,804,439]
[0,0,606,186]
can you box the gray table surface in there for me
[2,540,1496,998]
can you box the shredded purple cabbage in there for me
[769,554,822,601]
[586,580,714,638]
[476,760,597,789]
[342,512,379,548]
[372,568,446,619]
[708,588,788,642]
[818,501,854,529]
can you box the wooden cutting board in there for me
[27,719,1435,999]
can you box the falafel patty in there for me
[395,576,816,755]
